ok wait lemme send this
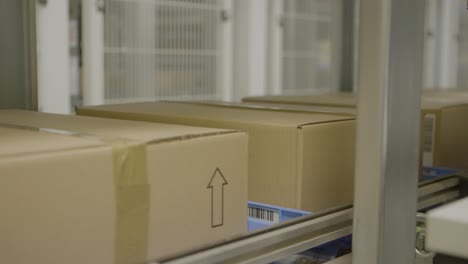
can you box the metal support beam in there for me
[146,175,460,264]
[267,0,283,95]
[436,0,459,89]
[151,206,353,264]
[0,0,37,110]
[339,0,355,92]
[82,0,105,106]
[353,0,426,263]
[36,0,71,113]
[232,0,268,101]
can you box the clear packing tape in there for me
[0,122,150,264]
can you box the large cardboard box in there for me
[243,93,468,170]
[0,110,247,264]
[420,102,468,169]
[244,93,357,108]
[423,90,468,103]
[77,102,356,213]
[244,91,468,106]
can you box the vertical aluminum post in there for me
[82,0,105,106]
[353,0,426,263]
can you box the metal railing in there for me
[148,174,462,264]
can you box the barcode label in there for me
[248,206,280,223]
[423,114,436,166]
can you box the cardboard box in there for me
[77,102,356,212]
[422,90,468,103]
[420,101,468,169]
[201,100,356,117]
[245,91,468,106]
[0,110,248,263]
[243,93,468,170]
[244,93,357,108]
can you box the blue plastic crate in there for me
[247,202,350,262]
[422,166,458,181]
[247,201,310,232]
[248,166,458,262]
[248,166,457,231]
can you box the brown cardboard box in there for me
[77,102,356,213]
[204,100,356,116]
[244,93,357,108]
[245,91,468,106]
[420,102,468,169]
[243,93,468,170]
[0,126,116,264]
[422,90,468,103]
[0,110,248,264]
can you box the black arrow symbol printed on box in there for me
[207,168,228,228]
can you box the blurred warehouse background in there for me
[1,0,468,113]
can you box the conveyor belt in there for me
[148,175,462,264]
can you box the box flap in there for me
[423,90,468,99]
[243,93,357,108]
[420,100,468,111]
[297,120,355,211]
[0,110,238,145]
[78,101,354,127]
[0,139,116,264]
[244,92,468,112]
[188,100,356,116]
[0,126,105,157]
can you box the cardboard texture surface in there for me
[244,93,357,108]
[77,102,356,212]
[423,90,468,103]
[0,127,116,264]
[192,100,355,117]
[243,93,468,170]
[0,110,248,264]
